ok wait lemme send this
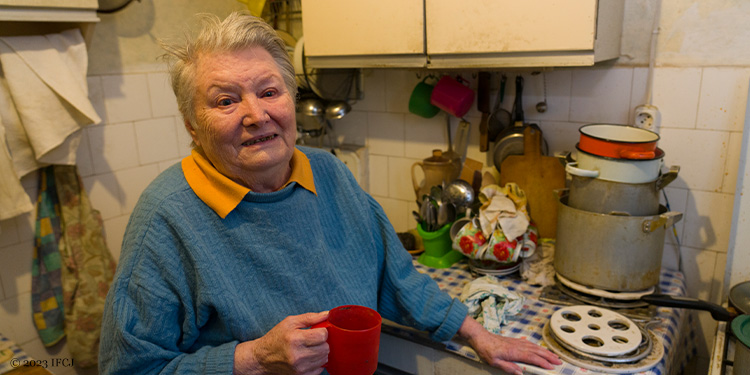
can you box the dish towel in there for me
[32,165,116,368]
[459,275,525,334]
[0,28,100,220]
[31,166,66,347]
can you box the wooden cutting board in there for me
[499,125,565,239]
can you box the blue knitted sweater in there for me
[99,146,468,374]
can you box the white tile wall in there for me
[100,74,153,124]
[1,65,748,375]
[134,117,180,165]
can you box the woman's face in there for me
[187,46,297,184]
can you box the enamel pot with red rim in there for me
[579,124,660,160]
[566,145,667,184]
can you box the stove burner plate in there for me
[539,284,656,321]
[556,279,649,309]
[556,273,655,301]
[542,321,664,374]
[550,305,643,356]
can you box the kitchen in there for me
[0,0,748,374]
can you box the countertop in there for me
[378,253,696,375]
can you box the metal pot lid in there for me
[732,314,750,349]
[730,280,750,315]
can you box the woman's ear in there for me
[184,118,200,147]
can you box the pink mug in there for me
[430,75,475,118]
[312,305,382,375]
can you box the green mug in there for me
[409,76,441,118]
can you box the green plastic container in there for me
[416,222,464,268]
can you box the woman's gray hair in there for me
[160,11,297,126]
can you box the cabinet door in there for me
[426,0,597,55]
[301,0,424,57]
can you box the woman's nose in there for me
[240,98,269,126]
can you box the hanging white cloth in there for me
[0,28,100,220]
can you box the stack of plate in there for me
[468,259,520,277]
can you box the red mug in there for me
[313,305,382,375]
[430,75,475,118]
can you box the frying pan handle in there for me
[640,294,733,321]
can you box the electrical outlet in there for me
[634,105,661,132]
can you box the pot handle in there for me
[656,165,681,190]
[642,211,683,233]
[620,150,656,159]
[565,162,599,178]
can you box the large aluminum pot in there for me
[566,145,665,184]
[554,195,683,292]
[567,165,680,216]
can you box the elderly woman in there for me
[98,12,561,375]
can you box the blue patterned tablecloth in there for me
[397,258,697,375]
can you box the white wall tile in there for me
[101,74,152,124]
[404,115,448,159]
[722,131,743,194]
[86,76,106,126]
[658,128,729,191]
[376,197,410,233]
[389,156,420,202]
[147,72,180,118]
[330,110,367,146]
[13,213,34,244]
[103,214,130,264]
[367,112,405,156]
[629,67,648,126]
[0,219,19,248]
[683,191,735,252]
[661,186,689,255]
[680,246,719,359]
[74,128,94,178]
[115,164,161,215]
[523,70,572,123]
[0,242,32,298]
[537,121,583,156]
[87,122,139,174]
[0,291,37,344]
[696,67,750,132]
[355,69,387,112]
[384,69,415,114]
[82,172,123,220]
[134,117,180,165]
[712,252,728,304]
[570,68,633,124]
[368,154,389,197]
[652,68,703,130]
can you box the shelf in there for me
[0,6,99,23]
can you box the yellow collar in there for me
[181,148,317,218]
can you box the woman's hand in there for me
[457,316,562,375]
[233,311,330,375]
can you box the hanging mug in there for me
[430,75,475,118]
[409,76,441,118]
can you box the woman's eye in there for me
[218,98,233,106]
[262,90,275,98]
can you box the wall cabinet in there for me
[301,0,624,69]
[0,0,98,45]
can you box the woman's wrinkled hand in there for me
[458,316,562,375]
[234,311,330,375]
